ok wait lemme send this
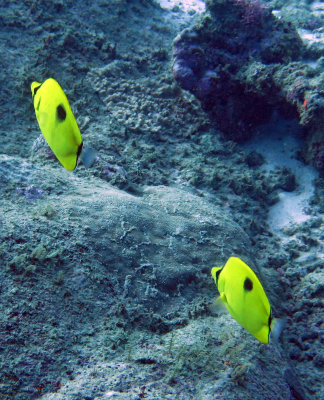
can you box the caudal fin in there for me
[270,318,287,342]
[209,293,227,315]
[80,146,98,168]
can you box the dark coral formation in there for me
[173,0,303,141]
[172,0,324,171]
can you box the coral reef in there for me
[172,0,324,171]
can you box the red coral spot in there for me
[303,99,308,111]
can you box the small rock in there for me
[245,150,265,167]
[278,168,298,192]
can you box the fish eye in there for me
[57,104,66,121]
[243,277,253,291]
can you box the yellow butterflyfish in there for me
[211,257,284,344]
[31,78,96,171]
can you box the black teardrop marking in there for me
[244,277,253,291]
[57,104,66,121]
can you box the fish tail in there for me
[80,146,98,168]
[209,294,227,315]
[270,318,286,342]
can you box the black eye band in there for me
[77,142,83,160]
[33,85,41,98]
[215,268,222,282]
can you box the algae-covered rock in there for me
[0,155,306,400]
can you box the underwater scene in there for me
[0,0,323,399]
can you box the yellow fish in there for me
[211,257,284,344]
[31,78,96,171]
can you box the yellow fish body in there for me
[31,78,83,171]
[211,257,278,344]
